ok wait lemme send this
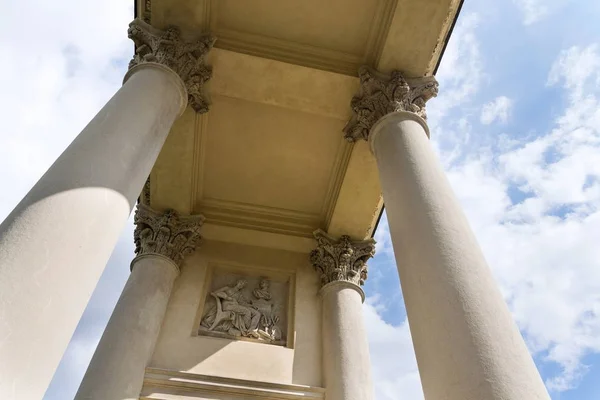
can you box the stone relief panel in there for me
[198,269,289,346]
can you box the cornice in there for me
[197,199,320,238]
[135,0,398,77]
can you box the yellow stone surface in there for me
[140,0,461,248]
[135,2,461,397]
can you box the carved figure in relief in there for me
[252,279,282,341]
[253,279,272,301]
[200,278,284,344]
[211,279,261,336]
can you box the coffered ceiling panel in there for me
[189,94,352,236]
[214,0,380,56]
[203,95,344,214]
[145,0,396,75]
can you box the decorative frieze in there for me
[127,18,216,113]
[133,204,205,267]
[343,66,438,142]
[310,230,376,288]
[198,271,289,346]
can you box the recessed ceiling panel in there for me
[201,95,346,216]
[215,0,381,55]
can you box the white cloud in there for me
[548,44,600,101]
[374,213,394,258]
[480,96,513,125]
[443,43,600,392]
[428,13,482,124]
[367,18,600,400]
[512,0,551,25]
[0,0,132,221]
[3,0,600,399]
[43,335,101,400]
[512,0,571,25]
[44,223,133,399]
[364,299,423,400]
[0,0,133,398]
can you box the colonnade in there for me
[0,18,550,400]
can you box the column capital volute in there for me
[343,66,438,142]
[133,203,205,268]
[309,229,376,289]
[126,18,216,114]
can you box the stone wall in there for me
[149,239,323,387]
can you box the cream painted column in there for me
[0,19,214,400]
[75,204,204,400]
[344,67,550,399]
[310,230,376,400]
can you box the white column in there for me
[75,205,204,400]
[345,67,550,399]
[310,231,375,400]
[0,19,213,400]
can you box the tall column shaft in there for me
[370,111,550,399]
[75,204,204,399]
[0,18,213,399]
[0,63,186,400]
[310,231,376,400]
[75,254,178,400]
[321,282,373,400]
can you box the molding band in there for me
[369,110,430,155]
[320,280,366,303]
[123,62,189,116]
[130,253,181,275]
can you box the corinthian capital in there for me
[127,19,216,113]
[343,66,438,142]
[133,204,205,267]
[310,230,376,288]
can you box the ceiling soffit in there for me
[149,48,376,244]
[138,0,459,77]
[140,0,462,249]
[192,95,353,238]
[142,0,395,76]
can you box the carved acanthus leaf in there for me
[133,204,205,266]
[343,66,439,142]
[127,18,216,113]
[310,230,376,287]
[138,176,151,206]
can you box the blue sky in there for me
[364,1,600,398]
[1,0,600,399]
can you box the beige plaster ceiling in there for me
[141,0,460,77]
[200,94,349,227]
[139,0,462,251]
[150,49,369,243]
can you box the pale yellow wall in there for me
[149,240,323,387]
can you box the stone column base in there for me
[140,368,326,400]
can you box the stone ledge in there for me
[140,368,325,400]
